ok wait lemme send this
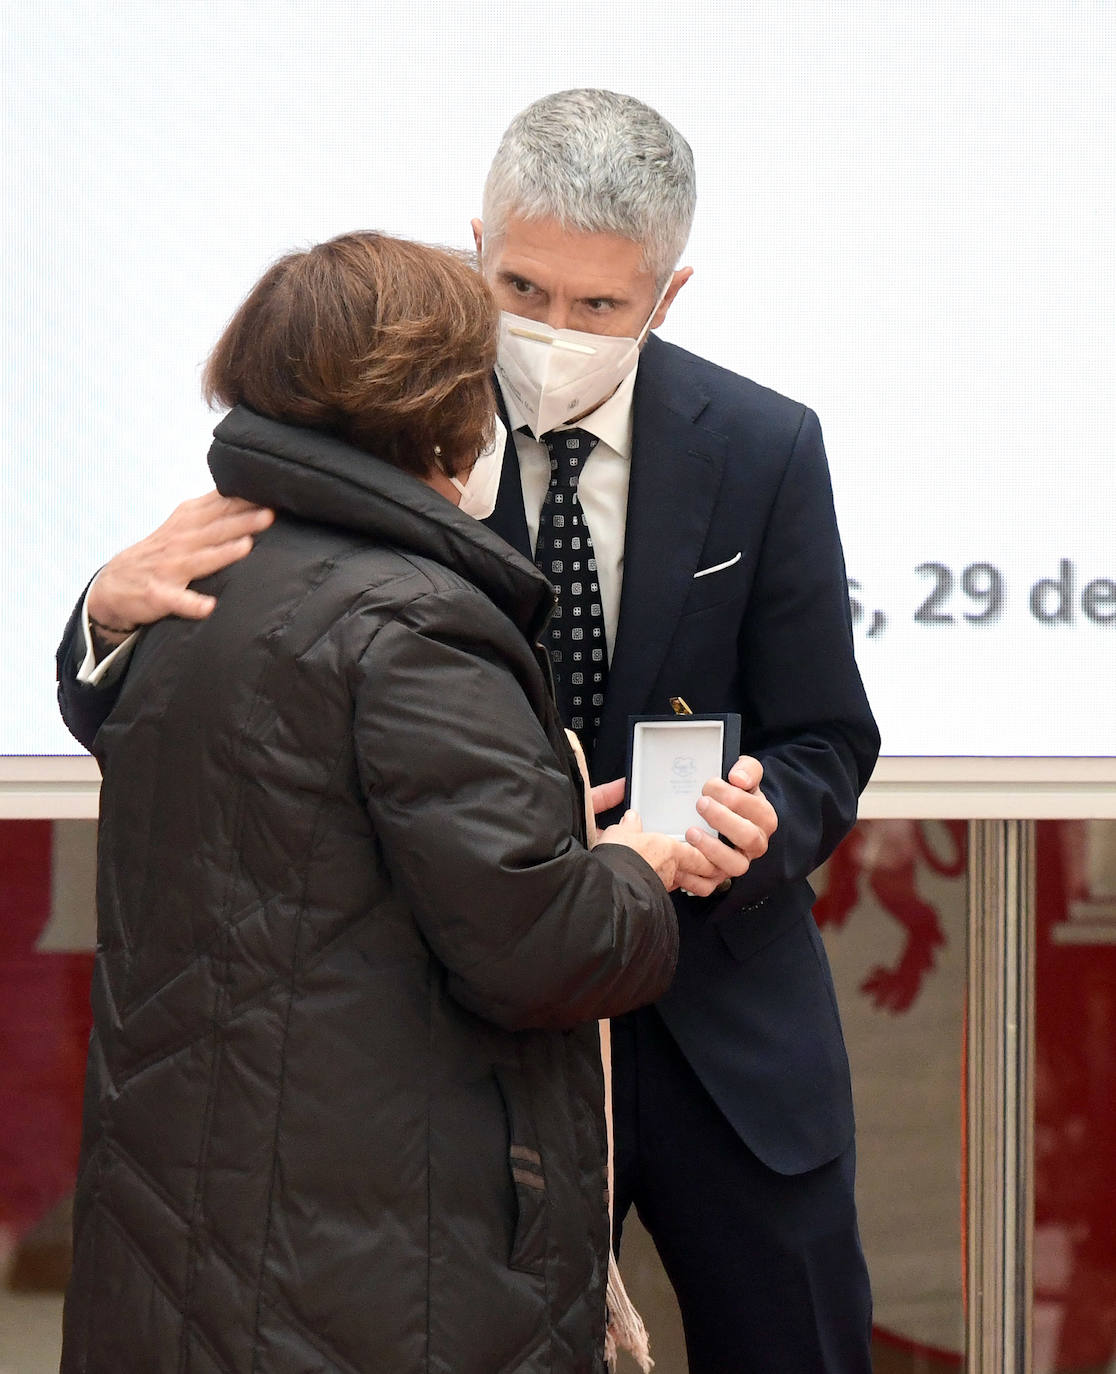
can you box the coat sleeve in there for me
[55,580,125,752]
[715,406,880,915]
[352,586,679,1031]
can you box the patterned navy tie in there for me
[534,427,608,753]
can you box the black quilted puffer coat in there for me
[62,407,678,1374]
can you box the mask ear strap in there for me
[637,276,675,345]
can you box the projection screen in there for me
[3,1,1113,757]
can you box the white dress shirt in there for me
[500,363,638,661]
[76,573,138,686]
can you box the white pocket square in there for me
[693,552,742,579]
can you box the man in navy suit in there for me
[58,90,879,1372]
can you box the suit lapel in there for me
[484,351,728,781]
[483,381,532,559]
[595,338,727,778]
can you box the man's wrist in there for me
[88,613,136,640]
[88,615,135,660]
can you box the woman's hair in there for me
[203,231,498,477]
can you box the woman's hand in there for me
[597,811,684,889]
[596,811,732,896]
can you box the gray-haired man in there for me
[59,90,879,1372]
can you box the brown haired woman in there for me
[61,232,719,1373]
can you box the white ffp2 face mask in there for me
[493,281,671,441]
[450,413,506,520]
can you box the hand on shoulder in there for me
[88,490,274,631]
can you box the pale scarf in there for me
[566,731,654,1372]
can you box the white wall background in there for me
[3,0,1113,756]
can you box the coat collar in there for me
[208,406,556,642]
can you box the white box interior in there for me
[628,719,725,839]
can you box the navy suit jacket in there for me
[487,334,880,1175]
[57,333,878,1176]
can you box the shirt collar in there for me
[498,360,638,461]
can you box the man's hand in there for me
[590,776,626,818]
[588,773,740,897]
[87,491,275,632]
[682,755,778,885]
[588,766,775,897]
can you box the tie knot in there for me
[541,427,599,488]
